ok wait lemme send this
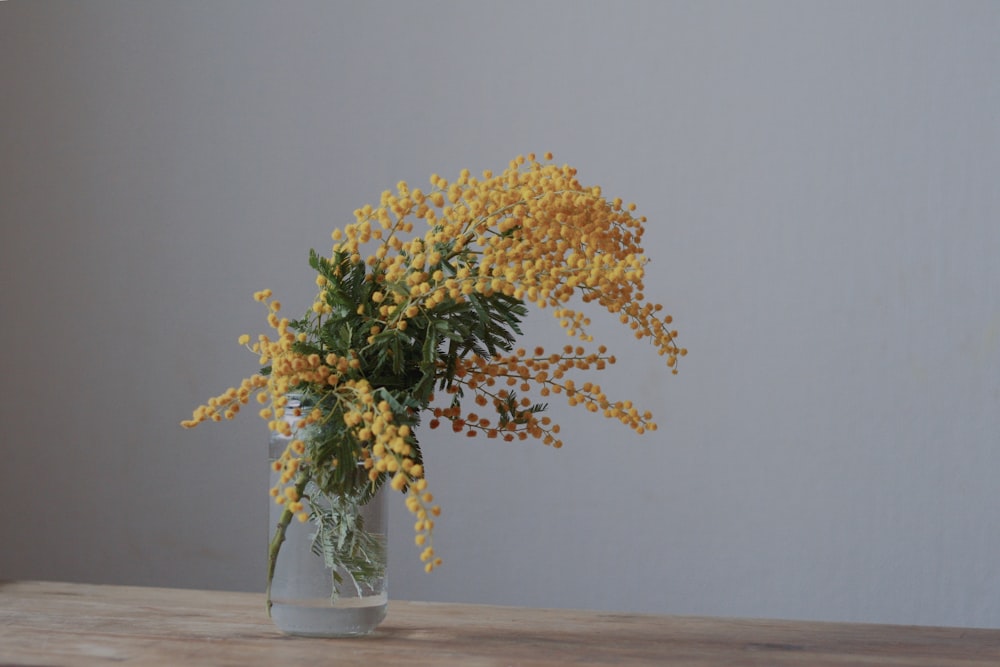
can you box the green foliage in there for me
[293,247,530,472]
[305,480,386,602]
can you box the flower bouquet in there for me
[182,152,685,635]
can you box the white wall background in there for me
[2,1,998,628]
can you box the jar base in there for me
[270,595,387,637]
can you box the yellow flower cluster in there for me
[183,153,685,574]
[323,153,682,363]
[429,344,657,447]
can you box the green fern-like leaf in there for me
[306,481,386,602]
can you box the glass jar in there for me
[267,399,388,637]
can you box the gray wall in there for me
[2,1,999,628]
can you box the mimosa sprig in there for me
[183,152,685,588]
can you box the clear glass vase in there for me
[267,403,388,637]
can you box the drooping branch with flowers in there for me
[182,152,685,607]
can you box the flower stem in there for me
[265,471,311,616]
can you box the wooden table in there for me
[2,581,999,666]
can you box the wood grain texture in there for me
[1,580,999,666]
